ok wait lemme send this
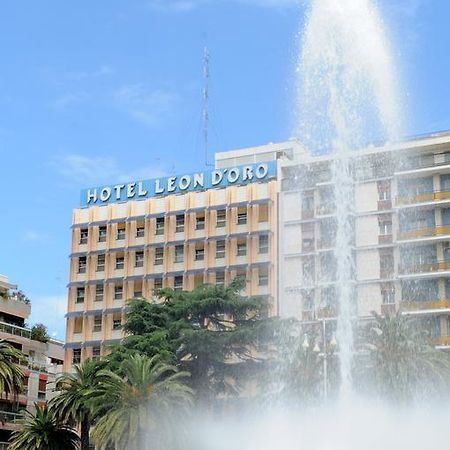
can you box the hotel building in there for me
[65,131,450,369]
[0,275,64,447]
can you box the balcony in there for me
[400,299,450,312]
[432,335,450,347]
[316,204,335,217]
[397,190,450,207]
[397,225,450,241]
[399,260,450,277]
[317,306,337,318]
[381,303,396,315]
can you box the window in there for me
[195,248,205,261]
[259,235,269,254]
[174,245,184,263]
[96,254,105,272]
[258,269,269,286]
[117,226,126,240]
[112,318,122,330]
[237,211,247,225]
[258,204,269,223]
[237,242,247,257]
[176,215,185,233]
[216,210,226,228]
[92,347,101,358]
[115,255,125,270]
[174,276,183,291]
[135,251,144,268]
[154,248,164,265]
[136,225,145,238]
[93,317,102,332]
[381,284,395,304]
[216,241,225,259]
[76,287,85,304]
[134,290,143,298]
[78,256,87,274]
[216,272,225,286]
[72,349,81,364]
[196,215,205,230]
[379,220,392,235]
[95,285,103,302]
[98,226,107,243]
[154,278,163,290]
[79,229,88,245]
[155,217,165,235]
[114,285,123,300]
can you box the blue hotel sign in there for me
[81,161,277,208]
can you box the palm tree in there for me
[8,404,79,450]
[91,354,193,450]
[50,358,105,450]
[355,312,450,402]
[0,339,24,398]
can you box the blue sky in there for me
[0,0,448,339]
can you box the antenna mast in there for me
[203,46,212,167]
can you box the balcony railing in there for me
[399,260,450,275]
[0,410,22,424]
[432,335,450,346]
[316,204,336,216]
[397,190,450,206]
[397,225,450,240]
[317,306,337,318]
[401,299,450,312]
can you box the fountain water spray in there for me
[295,0,401,397]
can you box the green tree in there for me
[0,340,24,398]
[92,353,193,450]
[108,278,275,404]
[355,312,450,402]
[30,323,49,343]
[50,358,106,450]
[9,404,79,450]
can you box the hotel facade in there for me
[65,131,450,369]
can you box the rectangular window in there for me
[98,226,107,243]
[196,215,205,230]
[95,285,103,302]
[174,276,183,290]
[174,245,184,263]
[78,256,87,274]
[237,242,247,257]
[115,256,125,270]
[117,226,126,241]
[76,287,85,304]
[237,212,247,225]
[216,210,226,228]
[259,235,269,254]
[96,254,105,272]
[79,228,88,245]
[72,349,81,364]
[379,220,392,235]
[134,290,143,298]
[216,272,225,286]
[92,347,101,358]
[93,316,102,333]
[216,241,225,259]
[112,317,122,330]
[381,283,395,304]
[136,226,145,238]
[114,286,123,300]
[176,215,185,233]
[195,248,205,261]
[155,217,165,235]
[258,269,269,286]
[135,251,144,268]
[154,278,163,290]
[154,248,164,265]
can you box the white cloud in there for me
[53,153,167,185]
[113,83,179,127]
[51,91,89,110]
[28,294,67,340]
[22,230,49,243]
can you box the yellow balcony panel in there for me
[402,260,450,274]
[433,336,450,346]
[401,299,450,311]
[317,307,337,318]
[398,225,450,240]
[397,190,450,206]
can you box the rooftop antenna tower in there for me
[203,46,213,167]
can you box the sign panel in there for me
[80,161,277,208]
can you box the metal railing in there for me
[0,410,22,424]
[398,225,450,240]
[397,190,450,206]
[399,260,450,275]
